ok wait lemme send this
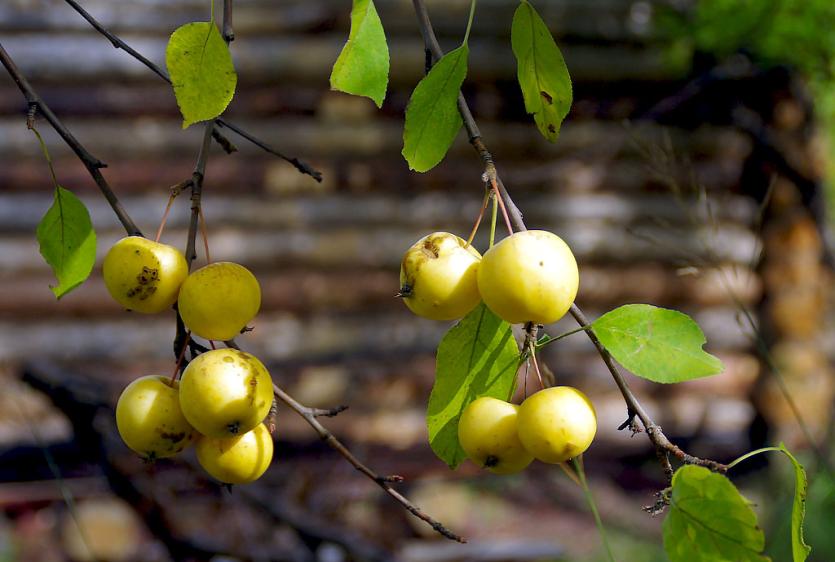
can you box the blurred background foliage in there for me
[662,0,835,214]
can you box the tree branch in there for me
[271,383,464,542]
[411,0,524,230]
[221,340,464,542]
[0,41,141,237]
[410,0,728,477]
[185,124,214,267]
[61,0,322,182]
[222,0,235,43]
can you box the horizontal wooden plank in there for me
[0,118,753,163]
[0,217,759,275]
[0,305,754,363]
[0,34,687,85]
[0,152,744,196]
[0,0,669,43]
[0,261,761,318]
[0,191,757,232]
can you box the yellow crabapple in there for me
[458,396,533,474]
[399,232,482,321]
[517,386,597,464]
[477,230,578,324]
[103,236,188,313]
[177,261,261,341]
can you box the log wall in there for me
[0,0,829,558]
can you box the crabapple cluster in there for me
[105,236,274,484]
[400,229,595,472]
[399,229,579,324]
[458,387,597,473]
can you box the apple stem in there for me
[530,347,545,390]
[171,331,191,381]
[490,178,513,237]
[198,206,212,263]
[488,190,498,248]
[557,461,581,487]
[155,192,177,243]
[465,190,490,248]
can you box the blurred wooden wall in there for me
[0,0,830,556]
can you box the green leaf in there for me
[402,44,469,172]
[727,444,811,562]
[511,0,572,142]
[330,0,389,107]
[663,465,769,562]
[427,303,520,469]
[36,187,97,299]
[591,304,723,383]
[166,21,237,128]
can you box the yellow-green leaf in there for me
[166,21,237,128]
[36,186,97,299]
[402,45,468,172]
[330,0,389,107]
[427,303,520,469]
[664,465,769,562]
[511,0,572,142]
[591,304,723,383]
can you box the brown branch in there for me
[222,0,235,43]
[223,338,463,542]
[61,0,322,181]
[185,124,214,267]
[271,383,463,542]
[410,0,729,477]
[0,41,141,237]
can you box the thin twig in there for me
[185,124,214,267]
[272,383,463,542]
[61,0,322,182]
[410,0,729,476]
[220,340,463,542]
[222,0,235,42]
[0,41,141,236]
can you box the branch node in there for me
[376,475,404,484]
[642,488,671,517]
[211,126,238,154]
[311,405,349,418]
[26,102,38,128]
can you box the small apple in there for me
[196,423,273,484]
[517,386,596,464]
[399,232,482,321]
[178,348,273,439]
[177,261,261,341]
[458,396,533,474]
[115,375,195,460]
[477,230,579,324]
[103,236,188,313]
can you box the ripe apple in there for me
[477,230,579,324]
[457,396,533,474]
[177,261,261,341]
[115,375,195,460]
[196,423,273,484]
[399,232,482,321]
[103,236,188,313]
[517,386,597,464]
[178,348,273,438]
